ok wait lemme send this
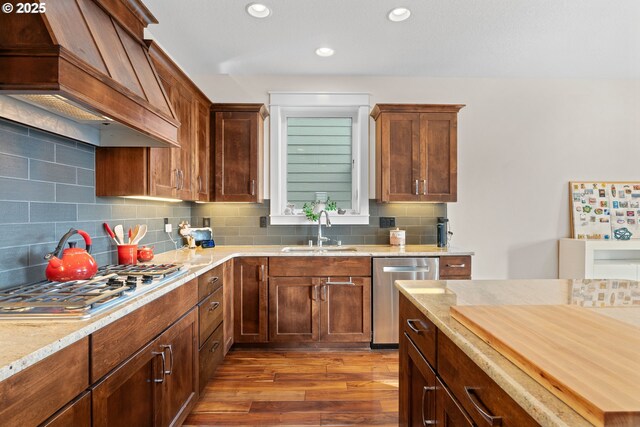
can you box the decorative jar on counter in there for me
[390,228,406,247]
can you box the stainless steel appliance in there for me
[372,257,439,346]
[0,264,185,320]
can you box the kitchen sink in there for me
[281,246,358,253]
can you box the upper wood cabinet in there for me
[371,104,464,202]
[95,42,211,201]
[211,104,268,202]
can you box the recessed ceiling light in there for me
[246,3,271,18]
[315,47,334,57]
[388,7,411,22]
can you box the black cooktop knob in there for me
[142,275,153,284]
[127,275,138,282]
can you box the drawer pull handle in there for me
[415,179,420,195]
[464,386,503,426]
[421,385,436,426]
[407,319,429,334]
[209,301,221,312]
[325,276,355,286]
[208,276,220,285]
[210,341,220,353]
[160,344,173,375]
[152,351,166,383]
[447,264,466,268]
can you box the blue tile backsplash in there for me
[0,118,191,289]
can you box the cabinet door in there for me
[419,113,457,202]
[149,73,178,199]
[319,277,371,342]
[158,308,198,427]
[234,257,268,342]
[436,378,474,427]
[380,113,422,202]
[400,333,437,427]
[174,90,195,201]
[269,277,319,342]
[92,338,161,427]
[195,99,210,201]
[214,111,260,202]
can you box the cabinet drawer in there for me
[399,293,436,367]
[199,263,223,300]
[41,391,91,427]
[437,331,539,427]
[269,256,371,277]
[439,256,471,279]
[0,337,89,427]
[91,279,198,381]
[199,285,223,346]
[199,323,224,393]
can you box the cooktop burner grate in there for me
[0,263,186,319]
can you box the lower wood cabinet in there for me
[92,308,198,427]
[320,277,371,342]
[399,293,539,427]
[0,337,89,427]
[269,276,319,342]
[400,332,437,427]
[234,257,269,343]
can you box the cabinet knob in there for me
[208,301,220,312]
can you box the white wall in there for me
[196,75,640,279]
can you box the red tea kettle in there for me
[45,228,98,282]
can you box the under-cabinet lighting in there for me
[122,196,183,203]
[315,47,335,57]
[246,3,271,18]
[388,7,411,22]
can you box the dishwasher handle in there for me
[382,266,432,273]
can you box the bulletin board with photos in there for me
[569,182,640,240]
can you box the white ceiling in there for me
[144,0,640,78]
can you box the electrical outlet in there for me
[203,217,211,227]
[165,223,172,233]
[379,217,396,228]
[163,218,169,225]
[259,216,268,228]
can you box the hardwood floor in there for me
[183,350,399,426]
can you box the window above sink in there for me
[269,92,370,225]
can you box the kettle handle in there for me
[77,229,93,254]
[44,228,93,260]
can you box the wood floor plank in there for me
[320,412,399,425]
[305,389,398,401]
[346,380,399,390]
[380,399,399,413]
[184,412,321,426]
[249,400,383,413]
[190,400,252,414]
[327,364,391,373]
[206,380,348,391]
[274,371,398,382]
[197,390,306,401]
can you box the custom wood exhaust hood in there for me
[0,0,179,147]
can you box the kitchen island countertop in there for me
[0,244,471,381]
[395,278,640,427]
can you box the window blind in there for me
[287,117,352,209]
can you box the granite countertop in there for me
[395,278,640,427]
[0,244,472,382]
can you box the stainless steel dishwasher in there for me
[372,257,439,346]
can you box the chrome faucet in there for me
[317,210,332,247]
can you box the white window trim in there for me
[269,92,370,225]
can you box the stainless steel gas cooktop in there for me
[0,264,186,320]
